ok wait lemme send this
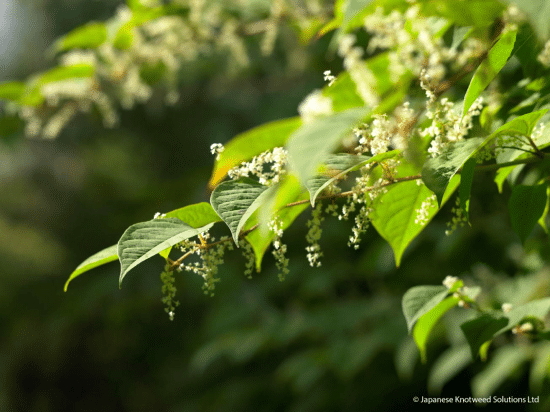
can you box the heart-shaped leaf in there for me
[118,218,214,286]
[210,178,270,244]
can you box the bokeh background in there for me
[1,1,549,411]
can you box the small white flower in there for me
[501,303,513,313]
[210,143,225,160]
[442,275,459,289]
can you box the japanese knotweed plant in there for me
[16,0,550,392]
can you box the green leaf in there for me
[38,64,96,85]
[208,117,301,188]
[53,22,107,52]
[494,165,518,193]
[509,184,548,243]
[322,72,365,112]
[503,298,550,334]
[210,178,270,244]
[422,138,484,206]
[472,346,530,398]
[459,157,476,222]
[306,151,399,206]
[287,108,369,186]
[491,109,549,139]
[113,24,134,50]
[414,295,461,362]
[402,285,448,332]
[370,174,459,266]
[19,64,96,106]
[245,176,309,271]
[451,26,473,50]
[460,313,508,358]
[165,202,222,228]
[160,203,222,260]
[421,1,504,28]
[538,186,550,233]
[502,0,550,42]
[461,298,550,357]
[117,218,213,286]
[64,245,118,291]
[428,345,472,395]
[342,0,375,30]
[0,82,25,101]
[463,29,517,116]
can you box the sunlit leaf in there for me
[491,109,549,139]
[65,245,118,291]
[160,203,222,259]
[165,202,221,228]
[371,173,459,266]
[0,82,25,101]
[118,218,214,286]
[322,72,365,112]
[208,117,301,188]
[53,22,107,52]
[420,0,504,28]
[463,29,516,116]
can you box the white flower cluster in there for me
[392,101,416,152]
[268,218,290,281]
[298,90,333,124]
[415,194,436,225]
[15,0,330,139]
[305,203,324,267]
[228,147,288,186]
[154,212,166,219]
[363,6,484,83]
[355,114,392,156]
[423,90,484,157]
[337,34,380,107]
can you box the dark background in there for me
[1,1,548,411]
